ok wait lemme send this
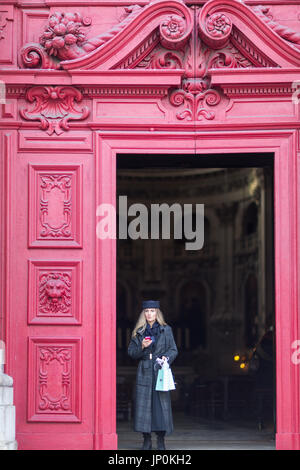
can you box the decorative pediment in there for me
[14,0,300,125]
[20,0,300,73]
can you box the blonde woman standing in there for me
[128,300,178,450]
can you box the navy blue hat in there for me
[142,300,160,309]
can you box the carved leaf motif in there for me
[170,81,221,121]
[130,15,256,120]
[166,35,222,121]
[140,47,184,70]
[208,51,238,69]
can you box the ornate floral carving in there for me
[131,0,286,120]
[39,173,72,238]
[18,0,295,73]
[18,0,300,73]
[167,35,223,121]
[28,338,81,421]
[39,272,72,315]
[136,27,257,72]
[170,77,221,121]
[20,6,143,68]
[39,11,92,60]
[19,3,194,69]
[38,346,72,411]
[20,86,89,135]
[127,2,278,120]
[136,32,230,120]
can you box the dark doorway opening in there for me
[116,153,275,450]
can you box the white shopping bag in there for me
[155,358,176,391]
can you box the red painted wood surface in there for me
[1,0,300,450]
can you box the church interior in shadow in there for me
[116,153,275,449]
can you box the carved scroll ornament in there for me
[20,86,89,135]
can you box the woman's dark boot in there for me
[142,433,152,450]
[156,431,166,450]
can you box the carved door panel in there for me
[12,135,95,449]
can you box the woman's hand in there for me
[142,338,152,349]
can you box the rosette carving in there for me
[206,13,232,39]
[198,9,232,49]
[160,13,191,50]
[20,86,90,135]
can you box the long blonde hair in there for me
[132,308,167,338]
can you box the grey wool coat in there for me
[127,324,178,435]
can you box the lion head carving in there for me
[39,272,71,314]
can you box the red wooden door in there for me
[10,133,96,449]
[2,0,300,450]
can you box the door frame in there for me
[95,128,299,450]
